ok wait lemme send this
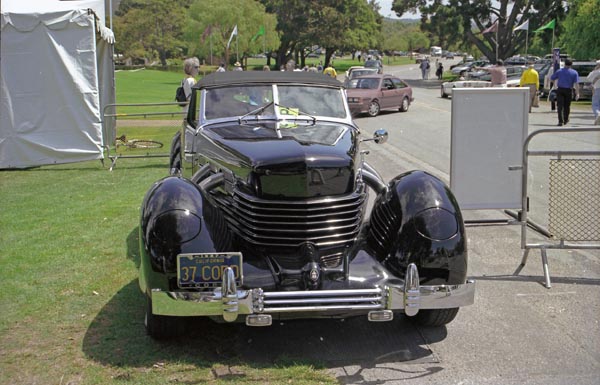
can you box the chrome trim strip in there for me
[150,279,475,318]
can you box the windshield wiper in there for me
[238,101,275,124]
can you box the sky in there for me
[378,0,421,20]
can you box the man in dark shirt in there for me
[550,59,580,126]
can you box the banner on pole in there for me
[227,25,237,49]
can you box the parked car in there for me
[139,71,474,338]
[343,66,379,87]
[346,74,414,116]
[473,65,527,81]
[440,80,492,98]
[570,61,597,100]
[451,60,490,75]
[364,59,383,74]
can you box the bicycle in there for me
[115,134,163,149]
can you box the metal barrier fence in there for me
[102,102,185,170]
[513,127,600,288]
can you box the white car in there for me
[440,78,522,98]
[440,80,491,98]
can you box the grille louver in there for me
[214,188,366,248]
[368,198,401,257]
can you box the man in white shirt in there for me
[586,60,600,125]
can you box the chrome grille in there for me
[214,188,366,248]
[256,288,386,313]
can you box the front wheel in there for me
[399,97,410,112]
[410,308,459,327]
[367,100,380,117]
[145,296,184,339]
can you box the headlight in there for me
[348,97,360,103]
[413,208,458,241]
[152,209,202,245]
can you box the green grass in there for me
[0,159,337,384]
[0,67,345,384]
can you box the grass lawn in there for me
[0,67,348,384]
[0,158,337,384]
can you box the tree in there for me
[187,0,278,67]
[261,0,382,68]
[392,0,565,61]
[114,0,188,66]
[559,0,600,60]
[382,19,428,54]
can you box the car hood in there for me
[200,122,359,199]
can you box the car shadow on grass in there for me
[82,227,449,371]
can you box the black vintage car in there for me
[139,71,475,338]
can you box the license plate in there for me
[177,253,243,288]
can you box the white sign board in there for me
[450,88,529,210]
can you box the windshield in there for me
[205,85,274,120]
[204,85,347,120]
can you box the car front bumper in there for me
[149,263,476,325]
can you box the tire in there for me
[411,308,459,327]
[145,296,184,339]
[130,140,163,149]
[399,97,410,112]
[441,86,448,98]
[367,100,380,117]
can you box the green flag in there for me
[533,19,555,33]
[251,25,265,42]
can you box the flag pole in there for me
[496,23,499,62]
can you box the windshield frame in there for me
[198,83,351,126]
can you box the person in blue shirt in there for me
[550,59,580,126]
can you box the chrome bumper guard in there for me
[151,263,475,324]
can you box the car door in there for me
[380,78,398,109]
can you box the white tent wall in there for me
[0,0,115,169]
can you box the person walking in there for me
[436,62,444,80]
[419,59,429,80]
[586,60,600,125]
[216,63,226,72]
[181,57,199,113]
[550,58,580,126]
[475,59,507,87]
[323,63,337,78]
[519,61,539,113]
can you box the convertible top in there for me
[196,71,342,89]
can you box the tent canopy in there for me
[1,0,115,169]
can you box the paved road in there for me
[233,62,600,384]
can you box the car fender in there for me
[367,170,467,285]
[140,176,227,280]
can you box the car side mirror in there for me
[361,129,388,144]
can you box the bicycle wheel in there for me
[129,139,163,149]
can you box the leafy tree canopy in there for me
[392,0,565,61]
[261,0,382,67]
[186,0,278,66]
[558,0,600,60]
[114,0,188,65]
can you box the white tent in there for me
[1,0,115,169]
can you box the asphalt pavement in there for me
[240,61,600,384]
[327,61,600,384]
[209,62,600,385]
